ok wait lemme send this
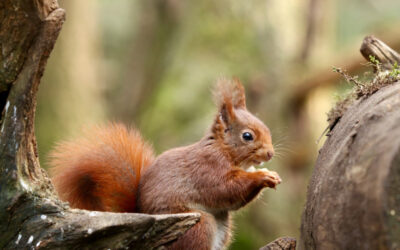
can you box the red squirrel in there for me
[50,78,281,250]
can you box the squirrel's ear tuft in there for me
[231,77,246,109]
[213,78,237,124]
[213,78,247,110]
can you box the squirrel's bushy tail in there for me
[49,123,155,212]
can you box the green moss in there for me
[328,60,400,129]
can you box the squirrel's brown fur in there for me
[50,78,280,250]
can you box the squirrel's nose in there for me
[266,149,274,161]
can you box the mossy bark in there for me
[0,1,199,249]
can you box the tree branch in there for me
[360,35,400,70]
[260,237,296,250]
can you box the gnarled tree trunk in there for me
[300,37,400,249]
[0,1,199,249]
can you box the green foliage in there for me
[390,62,400,77]
[369,55,380,65]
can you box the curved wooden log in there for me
[300,37,400,250]
[300,81,400,249]
[0,0,199,249]
[300,82,400,249]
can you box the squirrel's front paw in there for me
[257,169,282,188]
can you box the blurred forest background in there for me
[35,0,400,249]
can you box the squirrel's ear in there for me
[219,101,235,126]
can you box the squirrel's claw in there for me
[258,168,282,188]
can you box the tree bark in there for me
[299,37,400,249]
[0,1,199,249]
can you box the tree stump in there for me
[300,37,400,249]
[0,1,199,249]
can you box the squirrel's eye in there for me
[242,132,253,141]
